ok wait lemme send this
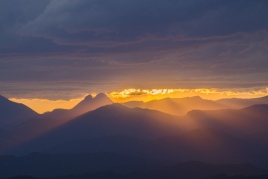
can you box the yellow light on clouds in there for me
[108,88,268,103]
[9,88,268,114]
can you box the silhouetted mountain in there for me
[8,117,66,145]
[1,113,80,154]
[185,104,268,137]
[5,104,268,167]
[5,94,113,146]
[1,103,267,169]
[42,93,113,120]
[157,128,263,164]
[42,128,265,166]
[216,96,268,109]
[123,96,226,116]
[0,95,38,129]
[123,96,268,116]
[0,152,175,178]
[11,104,186,155]
[43,135,151,156]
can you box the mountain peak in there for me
[95,93,108,99]
[84,94,93,100]
[0,95,10,104]
[70,93,113,115]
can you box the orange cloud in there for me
[9,88,268,114]
[108,88,268,103]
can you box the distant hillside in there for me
[11,103,185,155]
[123,96,268,116]
[123,96,225,116]
[42,128,268,166]
[217,96,268,109]
[42,93,113,120]
[185,104,268,137]
[1,104,268,168]
[0,95,38,129]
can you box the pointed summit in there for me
[43,93,113,120]
[94,93,109,99]
[84,94,93,100]
[71,93,113,115]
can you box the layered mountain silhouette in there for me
[123,96,268,116]
[4,104,267,167]
[41,128,268,166]
[185,104,268,137]
[217,96,268,109]
[1,94,268,178]
[42,93,113,120]
[10,104,186,155]
[0,95,38,129]
[0,93,113,152]
[123,96,225,116]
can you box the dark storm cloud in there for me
[0,0,268,99]
[20,0,268,43]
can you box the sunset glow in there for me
[10,88,268,113]
[10,98,83,114]
[109,88,268,102]
[1,1,268,176]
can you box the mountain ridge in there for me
[41,93,113,120]
[0,95,38,129]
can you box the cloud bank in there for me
[0,0,268,99]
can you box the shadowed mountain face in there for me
[0,93,113,154]
[123,96,268,116]
[5,104,268,167]
[11,104,186,155]
[1,99,268,178]
[41,128,268,167]
[185,104,268,137]
[40,130,241,160]
[0,95,38,129]
[42,93,113,120]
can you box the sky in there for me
[1,0,268,112]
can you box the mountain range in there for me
[0,95,38,129]
[42,93,113,120]
[0,94,268,178]
[123,95,268,116]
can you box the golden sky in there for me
[9,88,268,114]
